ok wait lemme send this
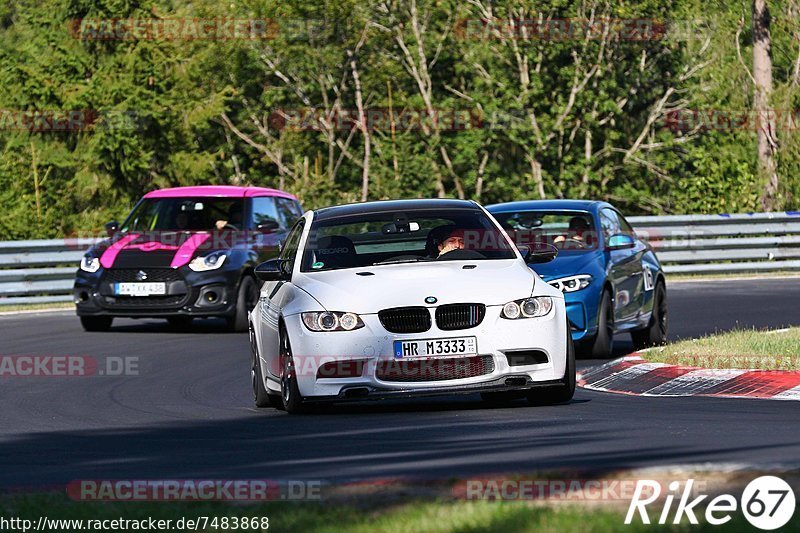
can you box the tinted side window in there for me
[276,197,302,228]
[280,219,305,273]
[614,210,635,235]
[292,200,304,216]
[599,209,620,240]
[250,197,281,229]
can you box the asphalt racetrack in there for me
[1,278,799,488]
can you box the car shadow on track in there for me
[2,402,797,491]
[574,336,634,370]
[105,317,238,334]
[307,396,592,416]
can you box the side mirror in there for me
[105,221,119,237]
[607,233,636,250]
[254,259,288,282]
[256,220,281,233]
[519,243,558,264]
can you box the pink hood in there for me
[99,232,212,269]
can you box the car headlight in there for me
[188,251,227,272]
[501,297,553,319]
[80,255,100,273]
[301,311,365,332]
[549,274,592,293]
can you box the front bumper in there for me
[558,289,602,342]
[274,302,568,399]
[74,266,241,318]
[307,375,563,403]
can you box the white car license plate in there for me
[394,337,477,359]
[114,282,166,296]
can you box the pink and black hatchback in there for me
[74,186,303,332]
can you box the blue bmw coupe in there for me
[487,200,667,357]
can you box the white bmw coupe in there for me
[249,199,574,413]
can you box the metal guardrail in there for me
[0,239,97,306]
[628,212,800,275]
[0,211,798,305]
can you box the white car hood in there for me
[294,260,536,314]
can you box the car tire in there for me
[166,316,193,330]
[250,325,272,408]
[631,280,668,350]
[279,326,307,414]
[527,325,576,406]
[587,289,614,358]
[226,275,259,333]
[80,316,113,332]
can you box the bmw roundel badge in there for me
[425,296,437,304]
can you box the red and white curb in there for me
[577,355,800,401]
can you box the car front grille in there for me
[378,307,431,333]
[435,303,486,330]
[99,268,188,309]
[375,355,495,382]
[102,294,189,309]
[102,268,183,283]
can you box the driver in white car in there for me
[428,225,467,258]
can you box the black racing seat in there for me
[314,235,358,269]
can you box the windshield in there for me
[122,197,245,232]
[491,210,598,251]
[300,208,517,272]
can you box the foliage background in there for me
[1,0,799,239]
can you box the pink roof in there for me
[143,185,297,200]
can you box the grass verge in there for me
[642,327,800,370]
[0,302,74,314]
[0,492,778,532]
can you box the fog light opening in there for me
[317,360,366,379]
[205,291,219,303]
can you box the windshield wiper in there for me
[371,258,430,266]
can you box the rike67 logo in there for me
[626,476,795,530]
